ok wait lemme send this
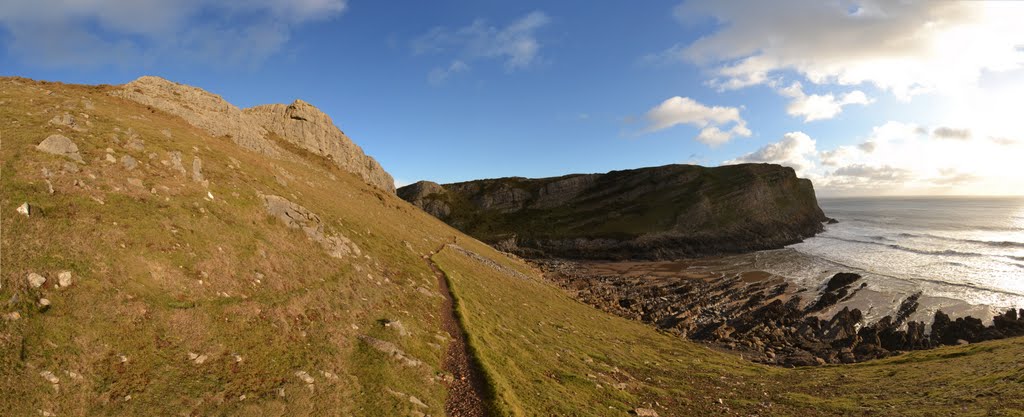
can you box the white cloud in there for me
[725,131,817,175]
[428,60,470,85]
[778,82,871,122]
[643,96,751,146]
[672,1,1024,99]
[0,0,347,68]
[412,11,550,80]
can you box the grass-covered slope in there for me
[399,164,828,260]
[435,241,1024,416]
[2,77,1022,416]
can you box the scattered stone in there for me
[45,180,54,194]
[127,178,144,188]
[161,129,172,138]
[40,370,60,384]
[121,155,138,170]
[16,202,31,217]
[37,134,84,163]
[126,137,145,152]
[321,370,339,380]
[635,408,659,417]
[57,271,73,288]
[357,335,423,367]
[63,162,80,173]
[192,157,205,183]
[384,319,410,337]
[105,154,117,163]
[295,370,315,384]
[3,312,20,321]
[168,151,186,175]
[48,113,83,131]
[408,395,427,408]
[39,298,51,309]
[27,273,46,288]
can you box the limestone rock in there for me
[112,76,281,156]
[245,100,395,193]
[121,155,138,170]
[57,271,72,287]
[27,273,46,288]
[37,134,84,163]
[40,370,60,385]
[114,76,395,193]
[262,194,361,258]
[126,138,145,152]
[48,113,84,131]
[192,157,205,183]
[16,202,31,217]
[295,370,315,384]
[168,151,186,175]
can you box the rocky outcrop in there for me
[244,100,394,193]
[540,261,1024,366]
[112,76,279,156]
[112,76,395,193]
[399,164,828,259]
[262,194,361,259]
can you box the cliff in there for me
[112,76,395,193]
[399,163,828,259]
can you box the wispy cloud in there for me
[412,11,550,83]
[0,0,347,68]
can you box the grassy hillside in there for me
[399,164,828,260]
[2,77,1022,416]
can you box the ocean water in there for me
[751,197,1024,322]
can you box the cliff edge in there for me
[399,163,828,259]
[112,76,395,193]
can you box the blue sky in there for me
[2,1,1022,195]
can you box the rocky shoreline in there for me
[536,259,1024,367]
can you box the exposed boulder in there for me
[27,273,46,288]
[37,134,84,163]
[262,194,361,258]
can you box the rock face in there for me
[399,164,828,259]
[244,100,395,193]
[112,76,395,193]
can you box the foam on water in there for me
[781,196,1024,313]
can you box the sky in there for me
[2,0,1023,196]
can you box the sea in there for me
[748,196,1024,323]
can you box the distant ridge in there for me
[399,163,828,259]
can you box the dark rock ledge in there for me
[537,260,1024,367]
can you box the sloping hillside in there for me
[399,165,828,260]
[2,77,1022,416]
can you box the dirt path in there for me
[427,242,490,417]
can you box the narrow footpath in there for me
[426,242,490,417]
